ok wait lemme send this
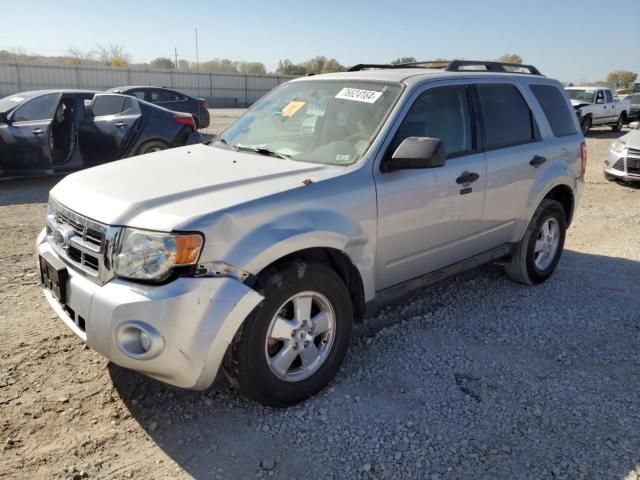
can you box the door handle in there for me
[115,122,127,128]
[456,171,480,185]
[32,128,43,135]
[529,155,547,168]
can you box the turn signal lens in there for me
[175,235,203,265]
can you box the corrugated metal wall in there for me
[0,62,295,106]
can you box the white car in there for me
[604,121,640,182]
[565,86,630,134]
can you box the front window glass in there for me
[565,89,595,103]
[12,94,58,122]
[220,80,402,165]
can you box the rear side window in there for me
[530,84,577,137]
[128,90,146,100]
[12,94,58,122]
[605,90,613,103]
[92,95,126,116]
[150,89,180,102]
[477,84,536,149]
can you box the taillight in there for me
[174,115,196,130]
[580,141,587,177]
[201,102,209,110]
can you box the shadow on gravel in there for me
[110,249,640,479]
[0,176,62,206]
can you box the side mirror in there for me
[384,137,445,171]
[629,121,640,130]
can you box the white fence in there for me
[0,62,295,106]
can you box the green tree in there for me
[390,57,417,65]
[177,59,190,70]
[149,57,175,69]
[496,53,523,64]
[200,58,239,73]
[606,70,638,88]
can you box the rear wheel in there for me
[137,140,168,155]
[505,199,566,285]
[612,113,625,132]
[229,261,353,407]
[581,116,592,135]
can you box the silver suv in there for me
[37,60,585,407]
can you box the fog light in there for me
[115,322,164,359]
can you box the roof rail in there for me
[348,59,543,76]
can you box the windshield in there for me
[0,94,30,113]
[219,80,402,165]
[565,89,595,103]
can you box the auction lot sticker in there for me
[335,88,382,103]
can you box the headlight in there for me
[114,229,203,281]
[610,140,627,154]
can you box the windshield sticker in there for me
[335,154,351,163]
[9,97,24,102]
[335,88,382,103]
[281,101,306,118]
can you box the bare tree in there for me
[96,44,131,67]
[65,47,95,65]
[496,54,523,64]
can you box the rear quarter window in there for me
[530,84,577,137]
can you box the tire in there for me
[612,114,625,132]
[581,116,592,135]
[505,199,567,285]
[137,140,168,155]
[230,261,353,407]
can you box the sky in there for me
[2,0,639,83]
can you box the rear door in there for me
[0,93,60,172]
[475,82,545,250]
[79,94,141,165]
[374,83,487,289]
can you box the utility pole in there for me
[174,47,178,69]
[195,27,200,96]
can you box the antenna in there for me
[195,28,200,96]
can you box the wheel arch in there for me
[249,246,367,324]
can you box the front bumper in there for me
[36,230,263,390]
[604,148,640,182]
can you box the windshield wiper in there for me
[235,145,291,160]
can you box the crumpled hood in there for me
[51,144,341,231]
[570,99,591,108]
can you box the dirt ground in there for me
[0,115,639,479]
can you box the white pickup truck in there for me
[565,86,630,134]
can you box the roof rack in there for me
[348,59,543,76]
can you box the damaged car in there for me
[0,90,200,178]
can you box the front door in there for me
[374,84,486,290]
[0,93,60,173]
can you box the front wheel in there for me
[505,199,566,285]
[137,140,168,155]
[229,261,353,407]
[581,116,592,135]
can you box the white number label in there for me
[335,88,382,103]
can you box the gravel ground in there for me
[1,111,639,480]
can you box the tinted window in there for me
[391,87,473,158]
[605,90,613,103]
[596,90,605,103]
[128,90,146,100]
[631,94,640,106]
[150,89,179,102]
[92,95,126,116]
[478,84,536,149]
[530,84,577,137]
[12,94,58,122]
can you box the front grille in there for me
[613,159,625,171]
[627,148,640,157]
[46,199,118,285]
[627,157,640,175]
